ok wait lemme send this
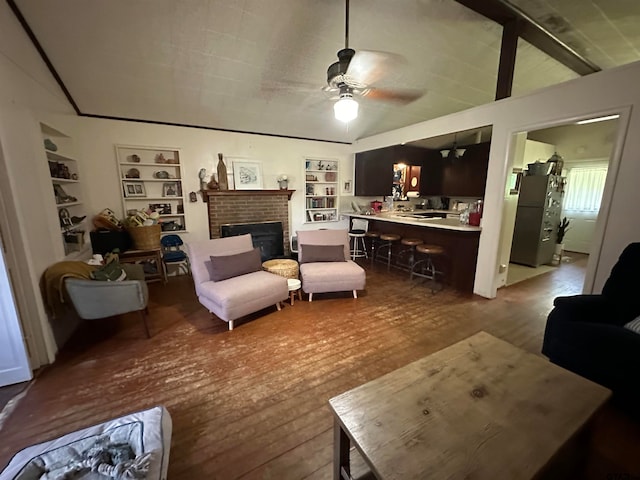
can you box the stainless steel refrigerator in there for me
[510,175,564,267]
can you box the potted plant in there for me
[556,217,571,257]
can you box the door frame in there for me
[0,134,51,371]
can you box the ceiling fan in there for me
[325,0,425,122]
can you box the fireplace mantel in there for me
[202,189,295,201]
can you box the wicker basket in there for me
[127,224,161,250]
[262,259,299,279]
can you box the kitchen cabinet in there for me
[440,142,490,197]
[419,151,445,196]
[115,145,187,233]
[355,145,427,196]
[41,123,88,257]
[407,165,421,193]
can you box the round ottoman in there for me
[262,259,299,279]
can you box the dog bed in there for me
[0,406,171,480]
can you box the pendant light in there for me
[440,133,466,159]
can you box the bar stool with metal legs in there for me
[375,233,401,270]
[365,231,380,267]
[410,244,445,293]
[348,218,369,260]
[396,237,424,272]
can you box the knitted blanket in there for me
[40,261,97,317]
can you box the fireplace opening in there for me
[220,221,285,261]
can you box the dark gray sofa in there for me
[542,242,640,409]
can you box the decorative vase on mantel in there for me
[217,153,229,190]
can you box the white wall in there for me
[0,0,77,363]
[43,115,353,243]
[354,61,640,298]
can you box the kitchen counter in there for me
[343,211,481,293]
[345,211,480,232]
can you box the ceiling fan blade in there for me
[361,87,425,104]
[262,80,323,95]
[346,50,407,86]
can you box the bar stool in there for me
[397,237,424,272]
[365,231,380,267]
[348,218,368,260]
[375,233,401,270]
[411,244,445,293]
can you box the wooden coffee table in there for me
[328,331,611,480]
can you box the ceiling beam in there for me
[496,19,519,100]
[455,0,601,76]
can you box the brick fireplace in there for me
[203,190,294,255]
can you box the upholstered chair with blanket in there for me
[186,234,289,330]
[297,229,366,301]
[65,263,151,337]
[542,242,640,409]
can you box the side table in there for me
[119,248,167,284]
[287,278,302,305]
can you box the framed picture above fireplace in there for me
[232,160,263,190]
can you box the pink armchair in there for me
[297,229,366,301]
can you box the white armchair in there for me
[65,264,151,337]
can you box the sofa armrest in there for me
[554,295,633,327]
[551,295,624,326]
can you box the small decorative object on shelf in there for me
[207,174,219,190]
[198,168,207,191]
[44,138,57,151]
[277,174,288,190]
[217,153,229,190]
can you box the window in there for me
[564,165,608,212]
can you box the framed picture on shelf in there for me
[149,203,171,214]
[232,160,263,190]
[162,182,180,197]
[123,181,146,197]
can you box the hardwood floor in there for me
[1,256,638,479]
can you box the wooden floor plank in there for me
[1,254,638,479]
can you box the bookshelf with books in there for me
[304,158,338,223]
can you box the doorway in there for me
[499,116,620,289]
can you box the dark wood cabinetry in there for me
[355,145,427,196]
[355,142,490,198]
[440,142,490,197]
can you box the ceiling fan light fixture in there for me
[334,93,358,122]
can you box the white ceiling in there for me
[13,0,640,144]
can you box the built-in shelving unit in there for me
[115,145,187,233]
[41,123,88,256]
[304,158,339,223]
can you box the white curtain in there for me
[564,166,608,212]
